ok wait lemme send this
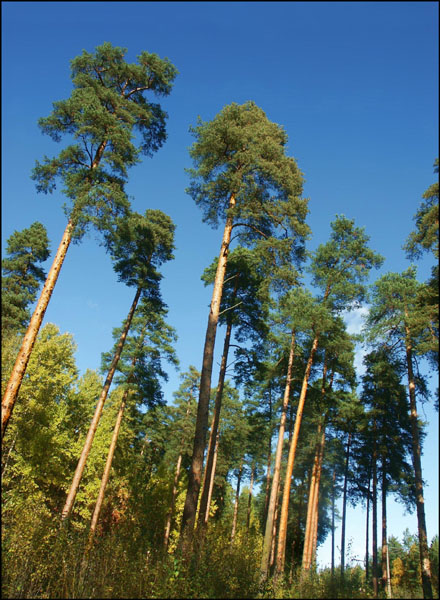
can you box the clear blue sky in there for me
[2,1,438,568]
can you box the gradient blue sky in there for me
[2,1,438,568]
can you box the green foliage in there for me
[1,222,50,334]
[31,42,177,239]
[404,158,439,260]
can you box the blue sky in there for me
[2,1,438,568]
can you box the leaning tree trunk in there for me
[61,285,142,522]
[2,220,73,438]
[180,194,236,547]
[80,385,133,580]
[275,333,319,577]
[204,431,219,525]
[404,323,433,599]
[260,329,296,580]
[340,431,352,581]
[197,311,234,528]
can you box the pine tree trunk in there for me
[164,398,193,549]
[381,469,392,598]
[260,329,296,580]
[180,194,236,546]
[2,220,74,438]
[302,363,330,573]
[61,285,142,522]
[269,490,281,570]
[372,418,378,598]
[366,474,371,583]
[311,426,326,566]
[205,431,219,524]
[230,458,243,543]
[404,325,433,599]
[340,431,352,579]
[331,468,336,579]
[263,389,273,525]
[275,333,319,576]
[302,424,322,572]
[247,463,255,530]
[197,314,233,527]
[164,453,183,550]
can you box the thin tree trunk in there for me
[2,220,74,438]
[180,194,236,545]
[198,313,234,527]
[302,424,322,572]
[381,468,392,598]
[372,418,378,598]
[247,463,255,530]
[205,431,219,524]
[230,458,243,544]
[263,388,273,525]
[164,453,183,550]
[331,468,336,579]
[302,362,330,572]
[275,333,319,576]
[340,431,352,580]
[61,285,142,522]
[80,386,132,580]
[310,426,326,566]
[404,324,433,599]
[366,474,371,583]
[269,489,281,570]
[260,329,296,580]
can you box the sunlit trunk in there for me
[260,329,296,579]
[61,285,142,522]
[180,194,236,547]
[275,333,319,576]
[2,220,73,438]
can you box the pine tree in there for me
[2,42,177,437]
[180,101,309,545]
[61,209,175,522]
[2,222,50,336]
[365,267,434,599]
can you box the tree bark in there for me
[381,469,392,598]
[164,452,183,550]
[310,426,326,566]
[2,220,73,438]
[404,324,433,599]
[180,193,236,546]
[247,463,255,530]
[197,313,234,527]
[372,418,378,598]
[302,423,322,572]
[61,285,142,522]
[331,468,336,579]
[366,473,371,584]
[275,333,319,576]
[205,431,219,524]
[260,329,296,580]
[230,458,243,543]
[340,431,352,580]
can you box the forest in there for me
[1,42,438,599]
